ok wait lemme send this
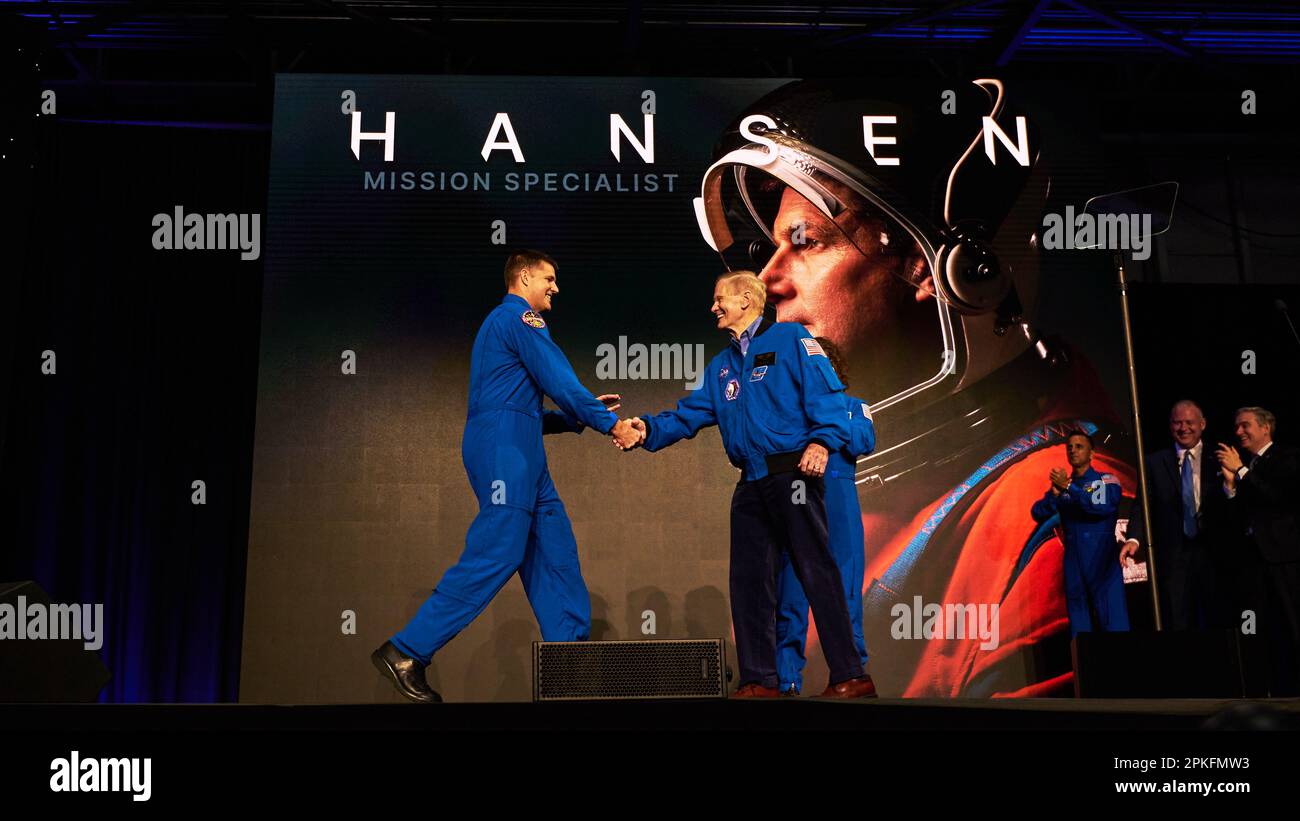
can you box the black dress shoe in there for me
[371,641,443,703]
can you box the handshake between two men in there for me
[374,259,865,705]
[597,395,655,457]
[608,412,832,479]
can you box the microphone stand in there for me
[1277,300,1300,350]
[1115,251,1162,631]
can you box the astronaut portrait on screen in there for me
[692,78,1137,696]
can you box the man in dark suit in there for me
[1216,406,1300,695]
[1119,401,1229,630]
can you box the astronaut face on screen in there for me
[694,78,1138,698]
[750,177,938,406]
[695,78,1052,430]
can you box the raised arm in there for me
[1030,489,1059,523]
[640,382,717,452]
[506,315,617,434]
[1056,473,1122,519]
[542,394,620,435]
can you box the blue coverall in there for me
[1030,465,1131,636]
[775,395,876,692]
[391,293,616,664]
[640,319,862,688]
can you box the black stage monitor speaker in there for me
[533,639,727,701]
[1073,629,1266,698]
[0,580,112,702]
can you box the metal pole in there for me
[1115,252,1162,631]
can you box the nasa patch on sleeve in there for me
[521,310,546,329]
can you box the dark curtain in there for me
[1,51,265,701]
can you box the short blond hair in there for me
[716,270,767,311]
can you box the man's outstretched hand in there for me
[611,417,645,450]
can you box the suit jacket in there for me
[1126,443,1227,558]
[1229,443,1300,564]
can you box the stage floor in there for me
[8,697,1300,732]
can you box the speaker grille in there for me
[533,639,726,701]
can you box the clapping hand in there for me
[1049,467,1070,494]
[1215,443,1242,486]
[597,394,621,412]
[1215,442,1242,472]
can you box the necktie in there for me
[1181,450,1198,539]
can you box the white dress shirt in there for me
[1177,440,1203,512]
[1125,441,1205,549]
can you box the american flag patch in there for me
[1101,473,1121,486]
[801,337,826,357]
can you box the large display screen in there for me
[244,74,1142,700]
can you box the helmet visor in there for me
[694,140,958,416]
[697,140,937,295]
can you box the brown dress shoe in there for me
[731,683,781,699]
[819,674,878,699]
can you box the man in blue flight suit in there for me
[774,337,876,695]
[624,271,876,698]
[372,250,642,703]
[1031,430,1130,637]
